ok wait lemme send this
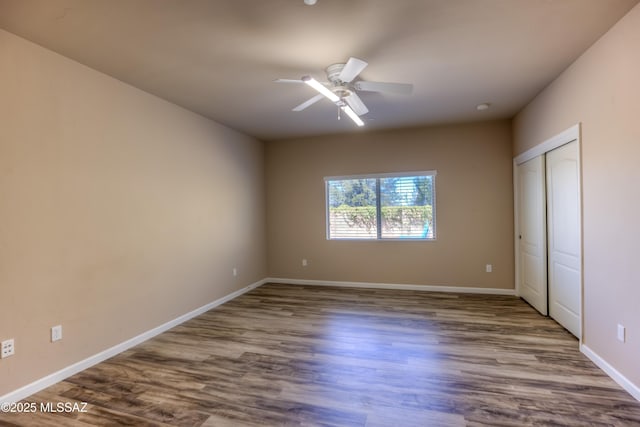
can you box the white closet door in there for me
[546,140,581,338]
[517,156,548,315]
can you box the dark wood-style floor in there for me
[2,283,640,426]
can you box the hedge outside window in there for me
[325,171,436,240]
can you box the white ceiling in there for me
[1,0,638,141]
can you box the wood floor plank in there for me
[2,283,640,426]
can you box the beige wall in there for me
[266,121,514,289]
[0,29,266,395]
[513,5,640,387]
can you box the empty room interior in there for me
[1,0,640,425]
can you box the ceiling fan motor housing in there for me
[333,86,352,99]
[326,63,347,84]
[326,63,353,99]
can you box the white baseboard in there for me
[266,277,516,295]
[5,278,636,406]
[0,278,267,404]
[580,344,640,402]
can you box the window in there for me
[325,171,436,240]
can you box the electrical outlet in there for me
[302,259,308,267]
[617,324,626,343]
[51,325,63,342]
[232,267,237,277]
[486,264,493,273]
[1,339,15,358]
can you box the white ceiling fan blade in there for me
[345,93,369,116]
[339,57,368,83]
[355,80,413,95]
[275,78,331,86]
[274,78,304,84]
[292,94,324,111]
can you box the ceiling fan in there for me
[275,57,413,127]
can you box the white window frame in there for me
[325,171,437,241]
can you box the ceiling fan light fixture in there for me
[341,105,365,127]
[302,76,339,102]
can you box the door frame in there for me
[513,123,582,338]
